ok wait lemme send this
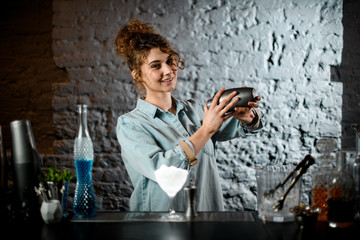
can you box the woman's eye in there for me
[151,64,160,69]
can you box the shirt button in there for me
[183,133,188,136]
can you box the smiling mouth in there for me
[161,78,173,83]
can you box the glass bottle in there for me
[73,105,97,217]
[311,138,336,221]
[327,151,355,228]
[0,125,8,220]
[350,123,360,220]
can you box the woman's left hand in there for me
[230,96,261,125]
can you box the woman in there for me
[115,20,263,212]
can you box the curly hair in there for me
[114,20,184,94]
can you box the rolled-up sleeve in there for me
[213,108,264,142]
[178,140,198,166]
[240,108,263,131]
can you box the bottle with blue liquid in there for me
[73,104,97,217]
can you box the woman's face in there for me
[135,48,178,97]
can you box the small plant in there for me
[38,166,73,184]
[35,166,74,202]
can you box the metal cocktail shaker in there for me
[10,120,41,203]
[185,186,198,218]
[206,87,259,113]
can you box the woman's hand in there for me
[202,88,239,136]
[231,95,261,125]
[190,87,259,155]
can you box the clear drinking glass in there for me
[256,165,302,222]
[154,164,188,220]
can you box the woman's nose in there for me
[162,63,174,75]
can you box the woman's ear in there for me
[131,70,137,80]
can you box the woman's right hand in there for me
[202,88,239,137]
[189,88,239,156]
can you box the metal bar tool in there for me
[185,186,198,218]
[273,155,315,212]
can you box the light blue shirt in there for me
[116,97,262,212]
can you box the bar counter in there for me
[5,211,360,240]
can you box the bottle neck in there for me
[335,152,346,171]
[318,155,334,169]
[77,105,90,138]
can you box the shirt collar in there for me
[136,97,185,118]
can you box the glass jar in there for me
[327,152,355,228]
[311,138,336,221]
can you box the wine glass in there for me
[154,164,189,220]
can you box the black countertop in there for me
[4,211,360,240]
